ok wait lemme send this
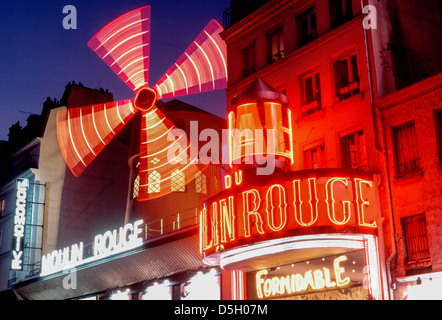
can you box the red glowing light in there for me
[56,6,228,200]
[56,99,135,177]
[88,6,151,92]
[200,170,378,256]
[154,20,228,99]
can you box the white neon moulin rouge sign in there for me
[200,169,378,257]
[40,220,143,276]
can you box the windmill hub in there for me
[134,87,157,112]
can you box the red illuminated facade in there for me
[212,0,442,299]
[211,0,387,300]
[212,0,442,301]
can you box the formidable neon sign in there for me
[56,6,228,201]
[200,170,378,256]
[255,255,350,299]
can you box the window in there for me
[242,41,256,78]
[340,130,367,169]
[171,169,186,192]
[402,214,431,267]
[304,144,325,169]
[267,26,284,64]
[434,109,442,165]
[329,0,353,29]
[334,53,359,102]
[0,198,4,217]
[300,71,321,116]
[297,7,317,47]
[392,121,422,178]
[195,172,207,194]
[132,175,140,199]
[148,170,161,194]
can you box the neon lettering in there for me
[219,197,236,243]
[354,178,377,228]
[200,207,213,251]
[265,184,287,232]
[334,255,350,286]
[234,170,243,185]
[293,178,318,227]
[255,256,350,299]
[41,220,143,276]
[242,189,264,237]
[11,179,29,270]
[224,175,232,189]
[209,202,219,247]
[200,173,378,256]
[326,177,351,225]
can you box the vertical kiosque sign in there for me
[11,178,29,271]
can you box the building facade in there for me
[376,73,442,300]
[213,0,442,300]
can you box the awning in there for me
[12,226,203,300]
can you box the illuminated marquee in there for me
[41,220,144,276]
[11,178,29,271]
[200,169,378,257]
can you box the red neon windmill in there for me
[56,6,227,200]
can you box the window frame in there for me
[195,172,207,195]
[266,24,285,64]
[333,52,360,102]
[329,0,354,29]
[300,70,322,116]
[392,121,422,178]
[304,144,326,169]
[340,130,367,170]
[171,169,186,193]
[148,170,161,194]
[132,175,140,199]
[241,40,257,78]
[401,213,431,267]
[296,6,317,48]
[0,197,5,218]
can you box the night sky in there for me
[0,0,230,141]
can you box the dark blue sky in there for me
[0,0,230,140]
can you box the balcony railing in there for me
[269,50,285,64]
[242,66,257,78]
[394,158,423,178]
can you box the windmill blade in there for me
[88,6,151,92]
[154,19,228,100]
[56,99,136,177]
[136,107,205,201]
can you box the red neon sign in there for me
[200,169,378,256]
